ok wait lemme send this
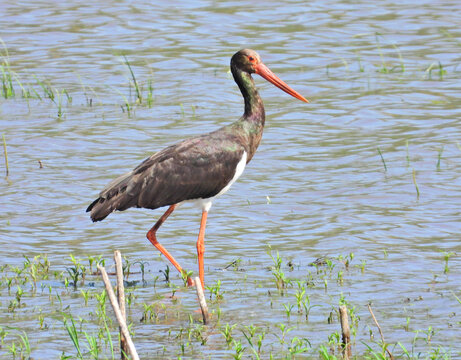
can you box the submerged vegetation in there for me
[0,250,457,359]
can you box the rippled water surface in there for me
[1,0,460,358]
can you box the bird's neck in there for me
[230,66,266,162]
[231,66,265,122]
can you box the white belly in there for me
[216,151,247,197]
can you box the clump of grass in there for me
[206,279,225,301]
[87,254,104,274]
[373,33,406,74]
[440,251,454,274]
[0,58,15,98]
[34,76,55,100]
[425,61,447,80]
[0,39,72,109]
[118,56,156,112]
[267,246,290,293]
[140,302,160,323]
[66,254,87,289]
[0,39,15,99]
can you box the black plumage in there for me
[87,49,308,288]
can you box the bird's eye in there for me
[248,56,255,62]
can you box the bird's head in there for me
[231,49,308,103]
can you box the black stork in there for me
[87,49,308,288]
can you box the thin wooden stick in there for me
[194,276,209,324]
[114,251,127,360]
[367,303,394,360]
[339,305,351,359]
[98,265,139,360]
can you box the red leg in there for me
[196,210,208,289]
[146,204,193,286]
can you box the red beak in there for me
[254,62,309,103]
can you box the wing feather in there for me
[87,134,245,221]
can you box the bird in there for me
[87,49,308,289]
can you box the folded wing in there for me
[87,135,245,222]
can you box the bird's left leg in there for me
[146,204,194,287]
[196,210,208,289]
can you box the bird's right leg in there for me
[146,204,194,287]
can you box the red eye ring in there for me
[248,56,255,62]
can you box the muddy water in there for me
[1,0,460,358]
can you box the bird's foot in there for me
[186,277,195,287]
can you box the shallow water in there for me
[1,0,460,358]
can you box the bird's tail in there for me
[86,170,138,222]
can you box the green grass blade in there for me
[2,133,8,177]
[64,319,83,359]
[412,168,420,199]
[123,55,142,104]
[377,147,387,172]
